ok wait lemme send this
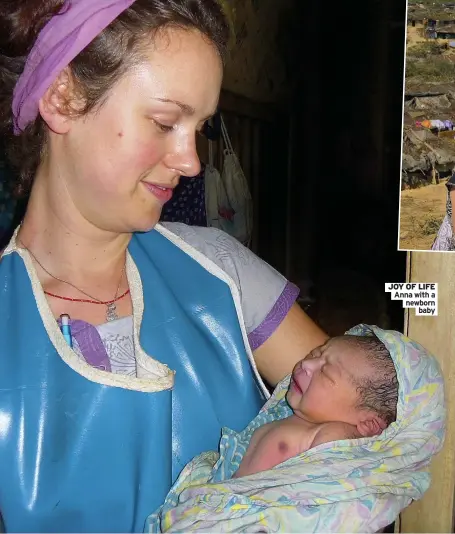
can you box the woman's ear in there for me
[38,68,81,134]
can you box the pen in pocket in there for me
[60,314,73,348]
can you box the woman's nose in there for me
[165,135,201,178]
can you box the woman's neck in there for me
[17,180,131,284]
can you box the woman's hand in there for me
[253,303,329,388]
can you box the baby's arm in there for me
[234,421,305,478]
[311,422,360,448]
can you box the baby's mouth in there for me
[291,362,312,395]
[290,376,303,394]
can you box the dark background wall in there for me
[248,0,408,332]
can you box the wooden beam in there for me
[400,251,455,533]
[219,90,279,123]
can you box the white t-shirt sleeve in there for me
[160,223,300,350]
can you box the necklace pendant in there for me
[106,302,118,322]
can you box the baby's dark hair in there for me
[343,334,399,426]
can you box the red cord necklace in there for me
[20,240,129,322]
[44,288,130,305]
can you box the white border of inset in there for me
[397,0,411,253]
[397,0,455,253]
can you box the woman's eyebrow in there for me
[152,98,217,122]
[152,97,195,115]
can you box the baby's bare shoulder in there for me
[311,421,360,448]
[266,416,317,452]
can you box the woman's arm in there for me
[159,224,329,387]
[253,303,329,387]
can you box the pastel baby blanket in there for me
[146,325,446,533]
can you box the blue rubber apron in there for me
[0,227,266,533]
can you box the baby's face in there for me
[286,337,375,426]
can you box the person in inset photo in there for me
[432,171,455,251]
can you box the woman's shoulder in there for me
[152,223,296,341]
[156,222,289,310]
[158,222,233,245]
[157,222,254,267]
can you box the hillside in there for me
[408,1,455,20]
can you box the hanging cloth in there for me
[204,136,236,234]
[219,116,254,247]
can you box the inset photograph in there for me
[399,1,455,251]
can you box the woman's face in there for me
[45,27,223,233]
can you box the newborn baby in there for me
[234,334,398,477]
[147,326,444,533]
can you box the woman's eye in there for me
[153,120,175,133]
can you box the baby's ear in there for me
[357,416,387,438]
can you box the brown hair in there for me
[0,0,230,196]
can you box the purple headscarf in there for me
[12,0,137,135]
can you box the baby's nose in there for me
[303,357,324,372]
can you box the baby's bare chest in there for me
[251,416,321,460]
[234,416,334,477]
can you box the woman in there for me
[432,173,455,251]
[0,1,328,531]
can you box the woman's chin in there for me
[129,213,162,233]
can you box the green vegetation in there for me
[421,215,443,236]
[406,4,455,81]
[408,41,445,58]
[416,0,453,5]
[427,11,455,20]
[406,56,455,80]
